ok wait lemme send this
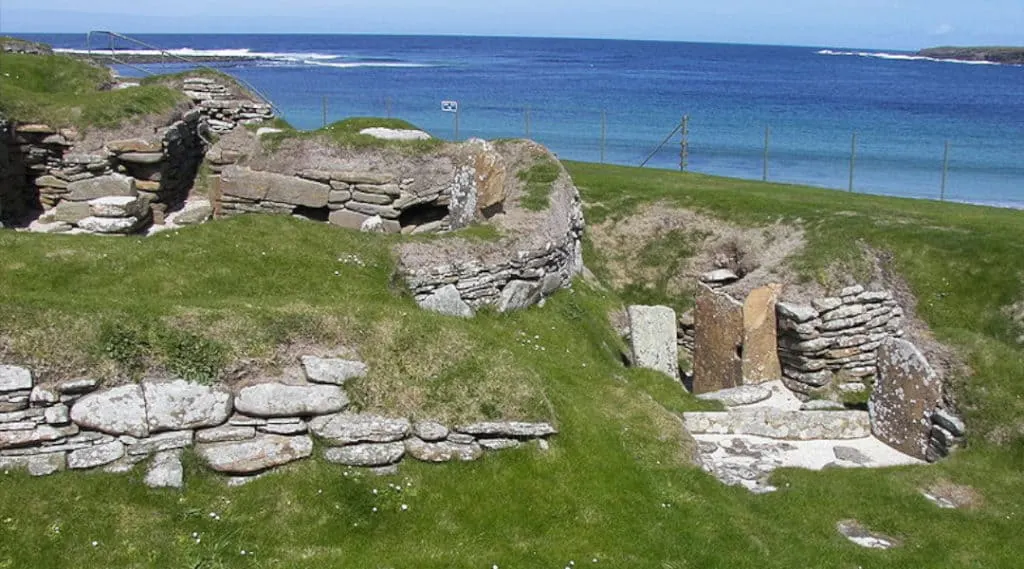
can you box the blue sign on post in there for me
[441,100,460,139]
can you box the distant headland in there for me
[917,46,1024,65]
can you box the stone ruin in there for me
[0,361,556,485]
[627,281,966,492]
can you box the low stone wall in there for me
[0,361,556,485]
[775,285,904,397]
[683,409,872,440]
[182,77,273,133]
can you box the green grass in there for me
[0,53,185,129]
[1,165,1023,568]
[259,117,445,154]
[517,157,561,211]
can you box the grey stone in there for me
[404,438,483,462]
[344,201,400,219]
[68,440,125,469]
[235,383,348,418]
[50,201,93,224]
[812,297,843,312]
[0,453,66,476]
[869,338,942,460]
[776,302,819,323]
[683,410,871,440]
[699,269,739,284]
[125,431,193,456]
[65,174,136,201]
[628,305,680,381]
[169,200,213,225]
[418,285,474,318]
[447,433,476,445]
[478,438,522,451]
[310,413,411,445]
[932,409,966,437]
[833,445,872,464]
[413,421,449,442]
[822,304,866,322]
[840,285,866,298]
[196,425,256,443]
[0,408,44,424]
[323,442,405,467]
[142,379,232,433]
[30,386,59,406]
[88,196,145,218]
[259,421,308,435]
[118,152,164,164]
[77,216,142,234]
[498,280,543,312]
[102,453,149,474]
[58,378,98,394]
[351,191,394,205]
[70,385,149,437]
[0,365,32,393]
[28,220,73,234]
[800,400,846,411]
[144,450,184,489]
[301,357,367,386]
[697,385,773,407]
[196,434,314,474]
[455,422,557,438]
[330,171,394,185]
[221,166,329,208]
[43,404,70,425]
[0,421,37,432]
[836,519,899,550]
[328,209,370,230]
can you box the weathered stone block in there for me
[498,280,542,312]
[310,413,411,445]
[323,442,405,467]
[196,434,313,474]
[742,284,783,384]
[142,379,233,433]
[693,288,742,393]
[328,209,370,230]
[300,357,368,385]
[65,174,136,201]
[68,441,125,469]
[418,285,474,318]
[0,365,32,393]
[88,195,145,218]
[404,438,482,462]
[234,383,347,418]
[70,385,149,437]
[869,338,942,460]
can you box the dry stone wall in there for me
[0,360,556,485]
[775,285,904,397]
[182,77,274,133]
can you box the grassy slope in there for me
[0,53,185,129]
[0,166,1022,568]
[259,117,445,154]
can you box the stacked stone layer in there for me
[0,361,556,485]
[775,285,904,396]
[183,77,273,133]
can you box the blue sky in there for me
[2,0,1022,50]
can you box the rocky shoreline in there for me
[917,46,1024,65]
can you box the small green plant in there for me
[517,158,561,211]
[95,321,151,375]
[158,330,228,385]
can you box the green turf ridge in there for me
[517,156,561,211]
[258,117,445,154]
[0,164,1022,568]
[0,52,185,130]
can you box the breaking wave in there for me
[54,47,435,68]
[816,49,1000,66]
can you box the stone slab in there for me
[627,305,680,381]
[869,338,942,460]
[741,285,783,384]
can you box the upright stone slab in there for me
[693,287,743,394]
[742,284,783,384]
[869,338,942,459]
[627,305,680,380]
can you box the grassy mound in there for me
[1,166,1023,568]
[259,117,445,154]
[0,53,185,129]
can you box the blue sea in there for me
[17,33,1024,208]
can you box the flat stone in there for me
[697,385,772,407]
[404,438,483,462]
[800,400,846,411]
[145,450,184,489]
[118,152,164,164]
[742,285,783,383]
[34,175,69,189]
[776,302,818,323]
[70,385,149,437]
[840,285,866,297]
[235,383,347,418]
[168,200,213,225]
[836,519,899,550]
[221,166,329,208]
[125,431,194,456]
[0,365,32,393]
[77,216,142,234]
[259,421,308,435]
[693,288,743,393]
[30,386,59,406]
[196,425,256,443]
[323,442,405,467]
[89,196,145,218]
[328,209,371,230]
[498,280,543,312]
[344,201,400,219]
[932,409,966,437]
[627,305,680,381]
[447,432,476,445]
[58,378,98,394]
[833,445,872,465]
[812,297,843,312]
[310,413,411,445]
[869,338,942,460]
[0,425,76,449]
[67,440,125,469]
[418,285,474,318]
[700,269,739,284]
[65,174,136,201]
[359,127,431,141]
[0,453,66,476]
[413,421,449,442]
[300,356,368,385]
[351,191,394,205]
[43,404,71,425]
[330,171,395,185]
[142,379,232,433]
[683,410,871,440]
[50,201,93,224]
[101,453,149,474]
[455,422,557,438]
[478,438,521,451]
[107,139,163,153]
[28,220,73,234]
[196,434,313,474]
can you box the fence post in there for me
[385,97,392,118]
[941,140,950,201]
[322,96,328,129]
[680,115,690,171]
[600,110,607,164]
[763,126,770,181]
[454,106,460,141]
[525,106,531,138]
[848,132,857,192]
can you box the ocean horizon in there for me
[13,33,1024,209]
